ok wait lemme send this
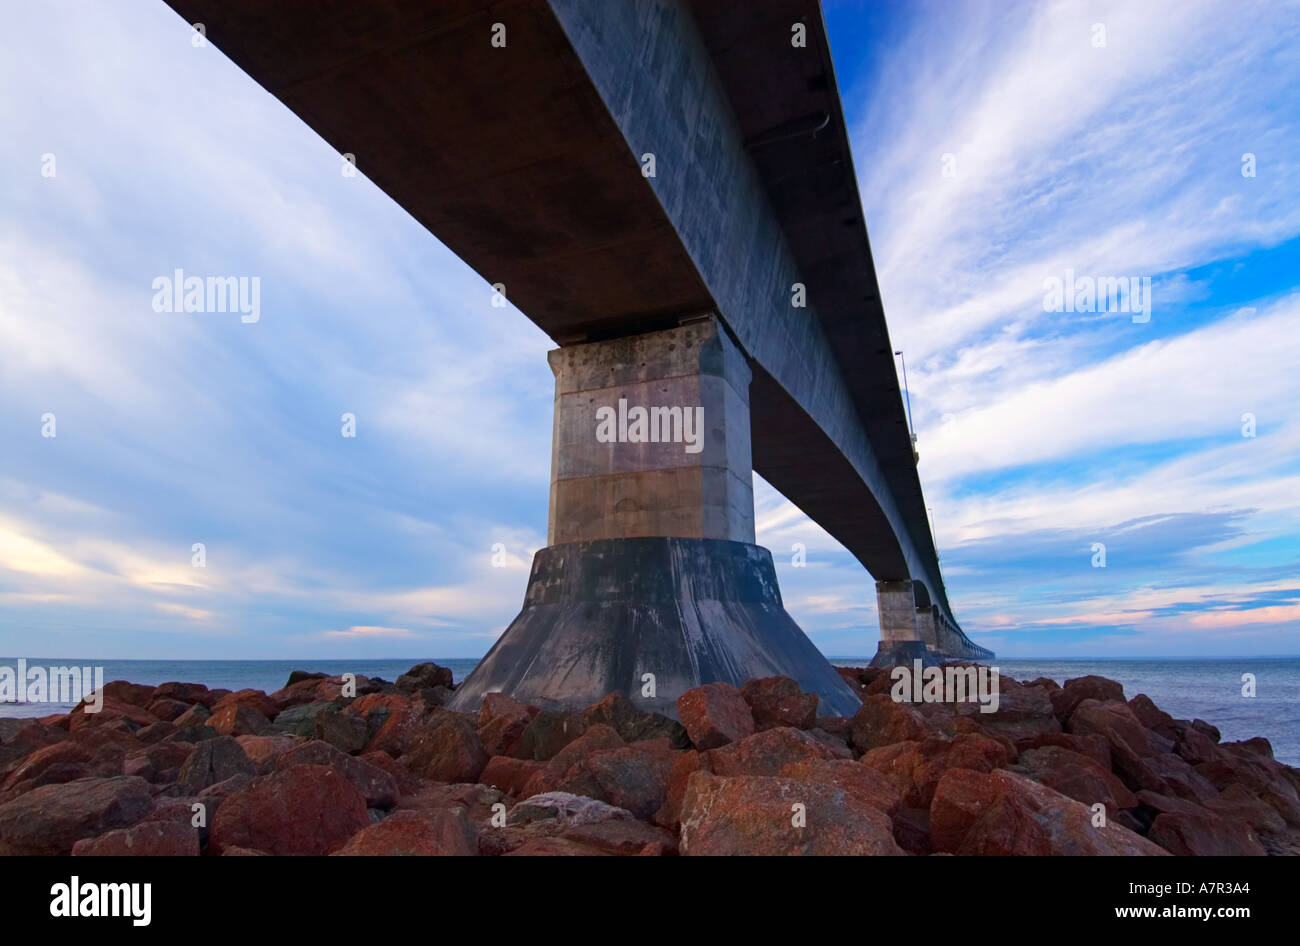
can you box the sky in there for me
[1,0,1297,660]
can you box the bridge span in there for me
[164,0,993,716]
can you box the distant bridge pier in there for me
[448,317,862,718]
[868,580,937,667]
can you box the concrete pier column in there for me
[547,317,754,544]
[868,579,936,667]
[448,316,861,718]
[915,604,939,650]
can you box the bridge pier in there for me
[448,316,861,718]
[868,580,938,667]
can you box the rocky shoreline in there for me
[0,663,1295,856]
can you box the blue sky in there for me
[1,0,1297,660]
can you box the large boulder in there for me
[516,711,589,762]
[72,820,199,856]
[476,692,537,757]
[333,808,477,856]
[276,740,398,807]
[677,682,755,750]
[1051,675,1125,723]
[861,733,1011,808]
[1067,699,1156,757]
[206,704,272,738]
[209,765,370,855]
[930,768,1169,856]
[778,759,903,816]
[1148,812,1266,856]
[850,695,937,752]
[558,740,675,821]
[404,710,489,783]
[0,776,153,855]
[395,662,454,692]
[740,677,818,731]
[679,772,904,856]
[582,693,688,748]
[705,727,839,778]
[176,736,256,794]
[1010,745,1137,814]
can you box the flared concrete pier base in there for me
[447,536,862,718]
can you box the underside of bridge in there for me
[163,0,992,713]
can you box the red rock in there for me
[222,845,268,855]
[891,807,932,855]
[582,693,688,746]
[134,721,177,746]
[1128,694,1178,738]
[268,677,328,711]
[145,698,191,722]
[1145,753,1218,802]
[849,694,937,751]
[209,765,370,855]
[1225,736,1273,759]
[930,768,1168,856]
[235,734,298,767]
[517,710,589,761]
[68,696,155,733]
[561,817,677,855]
[481,756,549,796]
[365,698,427,757]
[778,759,902,815]
[396,662,454,691]
[172,702,211,728]
[1011,745,1137,813]
[1148,811,1266,856]
[152,682,209,704]
[502,837,608,856]
[176,735,256,794]
[359,750,420,795]
[561,740,675,820]
[1066,699,1156,757]
[101,681,156,708]
[72,820,199,856]
[969,685,1060,745]
[677,681,755,749]
[705,727,839,778]
[1,740,92,794]
[1205,784,1288,834]
[207,704,271,737]
[404,710,489,783]
[476,693,537,757]
[403,780,502,812]
[276,739,398,807]
[548,723,624,773]
[313,709,368,754]
[861,733,1010,808]
[0,776,153,855]
[1018,731,1111,769]
[1051,675,1125,723]
[123,742,192,783]
[212,689,279,719]
[679,772,904,856]
[740,676,818,731]
[653,749,709,830]
[333,808,477,856]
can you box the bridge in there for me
[164,0,993,717]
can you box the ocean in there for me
[3,656,1297,765]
